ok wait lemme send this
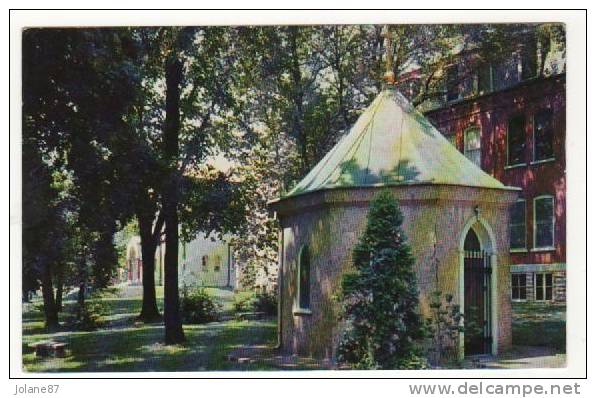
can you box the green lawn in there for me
[22,286,278,372]
[511,302,566,352]
[25,289,565,372]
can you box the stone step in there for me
[235,312,266,321]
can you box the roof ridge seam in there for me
[363,101,377,185]
[396,107,406,184]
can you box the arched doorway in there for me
[463,227,492,356]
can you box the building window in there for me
[406,79,418,98]
[533,109,554,162]
[521,40,538,80]
[464,127,481,167]
[297,245,311,310]
[511,274,527,301]
[477,63,492,94]
[201,255,208,271]
[509,199,526,250]
[446,133,457,149]
[493,56,520,90]
[214,255,221,272]
[507,115,526,166]
[445,65,459,101]
[460,68,476,99]
[535,273,553,301]
[534,195,555,249]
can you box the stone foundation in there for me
[510,263,566,303]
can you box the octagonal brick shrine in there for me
[269,86,520,361]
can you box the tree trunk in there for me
[55,272,63,312]
[77,254,87,310]
[22,287,30,303]
[288,27,307,175]
[332,30,349,132]
[162,55,185,344]
[40,259,59,330]
[138,208,161,322]
[78,281,85,307]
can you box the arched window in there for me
[297,245,310,310]
[202,255,208,271]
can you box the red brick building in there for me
[422,64,566,303]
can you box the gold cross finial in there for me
[382,25,395,85]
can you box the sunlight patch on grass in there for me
[139,342,190,355]
[99,356,146,367]
[23,353,86,373]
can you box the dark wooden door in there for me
[464,252,488,355]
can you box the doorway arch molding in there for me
[459,214,497,254]
[458,213,499,358]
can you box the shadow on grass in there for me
[22,286,279,372]
[22,287,278,373]
[23,320,277,372]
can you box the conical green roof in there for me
[285,87,510,198]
